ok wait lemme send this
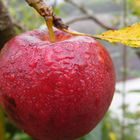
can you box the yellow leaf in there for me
[95,23,140,48]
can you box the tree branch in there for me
[0,0,16,48]
[25,0,68,30]
[64,0,115,30]
[66,16,93,25]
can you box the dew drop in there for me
[54,89,63,94]
[45,61,54,66]
[10,60,15,64]
[53,47,62,53]
[80,79,86,88]
[18,68,23,73]
[29,61,38,68]
[70,89,74,93]
[9,74,16,82]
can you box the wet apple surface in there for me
[0,28,115,140]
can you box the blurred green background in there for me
[0,0,140,140]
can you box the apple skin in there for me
[0,28,115,140]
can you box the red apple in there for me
[0,28,115,140]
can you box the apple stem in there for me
[45,16,55,42]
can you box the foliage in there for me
[4,117,32,140]
[96,23,140,48]
[128,0,140,16]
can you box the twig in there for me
[66,16,93,25]
[25,0,68,30]
[64,0,115,30]
[0,0,16,48]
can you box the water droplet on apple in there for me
[70,89,74,93]
[63,74,70,80]
[29,62,37,68]
[77,87,81,91]
[18,68,23,73]
[65,44,74,52]
[80,79,86,88]
[21,82,25,87]
[10,60,15,64]
[54,89,63,94]
[7,74,16,82]
[53,47,62,53]
[23,90,26,93]
[45,61,54,66]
